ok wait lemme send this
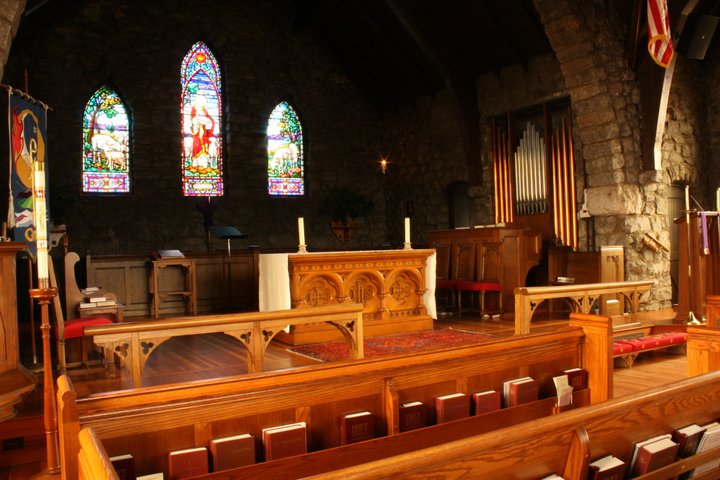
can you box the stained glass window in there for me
[82,86,130,193]
[181,41,223,196]
[267,101,304,196]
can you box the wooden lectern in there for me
[675,211,720,323]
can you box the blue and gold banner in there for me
[7,90,48,258]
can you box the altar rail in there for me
[85,304,364,388]
[514,280,655,335]
[57,314,612,480]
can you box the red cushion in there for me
[64,317,113,339]
[613,341,635,355]
[456,280,502,292]
[657,332,687,344]
[436,279,457,290]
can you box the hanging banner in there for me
[8,90,48,258]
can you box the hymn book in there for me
[472,390,501,415]
[399,401,427,432]
[561,367,588,390]
[262,422,307,461]
[339,411,375,444]
[627,434,671,476]
[167,446,209,480]
[587,455,625,480]
[687,421,720,478]
[631,436,679,477]
[209,433,256,471]
[672,423,706,458]
[502,377,538,407]
[434,393,470,423]
[109,453,135,480]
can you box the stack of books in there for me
[78,287,117,309]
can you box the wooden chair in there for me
[456,242,502,318]
[49,252,115,375]
[433,241,457,314]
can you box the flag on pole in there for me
[647,0,675,67]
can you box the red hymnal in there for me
[672,424,706,458]
[631,437,679,477]
[562,367,588,390]
[109,453,135,480]
[339,411,375,445]
[399,401,427,432]
[262,422,307,461]
[167,446,209,480]
[587,454,626,480]
[210,433,256,471]
[472,390,501,415]
[503,377,538,407]
[434,393,470,423]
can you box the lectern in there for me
[211,226,247,310]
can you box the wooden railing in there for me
[514,280,655,334]
[85,304,364,387]
[58,314,612,480]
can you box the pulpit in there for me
[260,249,436,345]
[0,242,36,421]
[675,211,720,323]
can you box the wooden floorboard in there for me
[2,308,690,479]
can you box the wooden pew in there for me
[687,325,720,376]
[85,304,364,387]
[58,314,612,480]
[514,280,654,335]
[296,372,720,480]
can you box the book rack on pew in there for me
[58,313,614,479]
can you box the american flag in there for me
[647,0,674,67]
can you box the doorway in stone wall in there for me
[667,184,684,304]
[448,181,474,228]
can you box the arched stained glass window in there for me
[181,41,223,196]
[267,101,304,196]
[82,86,130,193]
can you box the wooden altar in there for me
[428,226,541,313]
[269,249,435,345]
[0,242,36,421]
[675,211,720,323]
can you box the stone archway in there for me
[532,0,671,309]
[0,1,26,81]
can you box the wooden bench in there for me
[69,369,720,480]
[514,280,655,334]
[85,304,364,387]
[613,331,688,368]
[57,313,613,480]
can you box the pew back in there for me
[59,315,612,479]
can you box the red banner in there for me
[647,0,674,67]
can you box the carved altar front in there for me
[274,249,435,345]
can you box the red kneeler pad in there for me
[63,316,114,340]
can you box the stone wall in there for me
[1,0,385,255]
[0,0,24,81]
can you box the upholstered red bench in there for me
[613,331,687,368]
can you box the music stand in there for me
[211,226,247,310]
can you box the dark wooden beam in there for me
[383,0,482,185]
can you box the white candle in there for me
[685,185,690,211]
[404,217,410,244]
[298,217,305,245]
[32,161,49,281]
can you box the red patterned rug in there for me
[286,328,494,362]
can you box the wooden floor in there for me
[1,308,689,479]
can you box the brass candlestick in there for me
[29,286,60,474]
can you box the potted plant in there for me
[318,187,374,241]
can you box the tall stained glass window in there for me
[82,86,130,193]
[181,41,223,196]
[267,101,304,196]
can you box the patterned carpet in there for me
[287,328,494,362]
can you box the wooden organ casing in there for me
[493,100,577,250]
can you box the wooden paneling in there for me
[86,250,259,318]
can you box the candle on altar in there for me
[32,160,49,283]
[298,217,305,245]
[684,185,690,212]
[404,217,410,244]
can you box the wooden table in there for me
[149,258,197,317]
